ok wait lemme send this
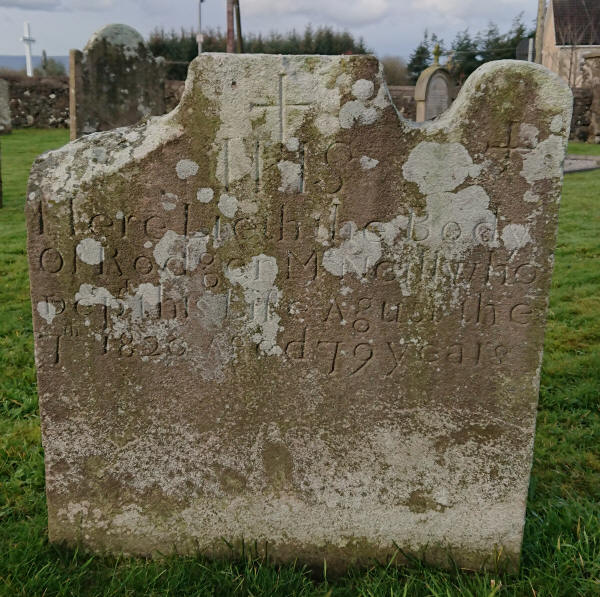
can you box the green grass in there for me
[1,129,599,596]
[568,141,600,156]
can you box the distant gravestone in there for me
[583,52,600,143]
[69,24,166,140]
[415,66,455,122]
[27,54,572,572]
[0,79,12,135]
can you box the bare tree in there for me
[380,56,410,86]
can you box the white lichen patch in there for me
[323,222,383,278]
[196,188,214,203]
[519,123,539,147]
[76,238,104,265]
[501,224,532,252]
[153,230,210,271]
[524,190,540,203]
[315,113,340,136]
[339,101,378,129]
[162,201,177,211]
[425,186,496,252]
[176,159,199,180]
[352,79,374,101]
[551,112,569,134]
[218,194,238,218]
[403,142,482,195]
[277,161,301,193]
[75,284,120,309]
[285,137,300,152]
[360,156,379,170]
[225,255,282,356]
[37,301,57,324]
[521,135,565,184]
[29,116,183,205]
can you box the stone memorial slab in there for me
[0,79,12,134]
[27,54,572,572]
[415,65,455,122]
[69,24,166,140]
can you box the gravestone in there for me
[69,24,166,141]
[582,52,600,143]
[27,54,572,572]
[415,66,455,122]
[0,79,12,134]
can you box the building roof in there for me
[553,0,600,46]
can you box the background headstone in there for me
[27,54,572,572]
[69,24,166,141]
[582,52,600,144]
[0,79,12,134]
[415,65,456,122]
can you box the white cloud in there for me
[0,0,60,9]
[407,0,531,23]
[0,0,114,10]
[243,0,392,27]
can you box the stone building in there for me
[541,0,600,87]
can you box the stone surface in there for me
[69,24,166,140]
[415,65,455,122]
[27,54,572,572]
[0,79,12,134]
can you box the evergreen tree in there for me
[449,29,481,84]
[148,25,369,79]
[407,31,432,83]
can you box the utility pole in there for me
[226,0,235,53]
[535,0,546,64]
[234,0,243,53]
[197,0,204,55]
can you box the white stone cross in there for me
[20,22,36,77]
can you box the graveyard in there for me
[0,1,599,594]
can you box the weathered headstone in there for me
[0,78,12,135]
[27,54,572,572]
[582,51,600,144]
[415,65,455,122]
[69,24,166,141]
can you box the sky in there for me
[0,0,538,59]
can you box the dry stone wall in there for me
[8,75,69,129]
[27,54,572,572]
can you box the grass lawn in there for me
[0,129,599,596]
[568,141,600,156]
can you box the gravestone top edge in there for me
[84,23,147,55]
[31,55,572,202]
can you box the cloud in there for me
[407,0,530,23]
[243,0,392,27]
[0,0,60,9]
[0,0,114,10]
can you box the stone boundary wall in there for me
[4,74,70,129]
[387,85,416,121]
[2,74,185,130]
